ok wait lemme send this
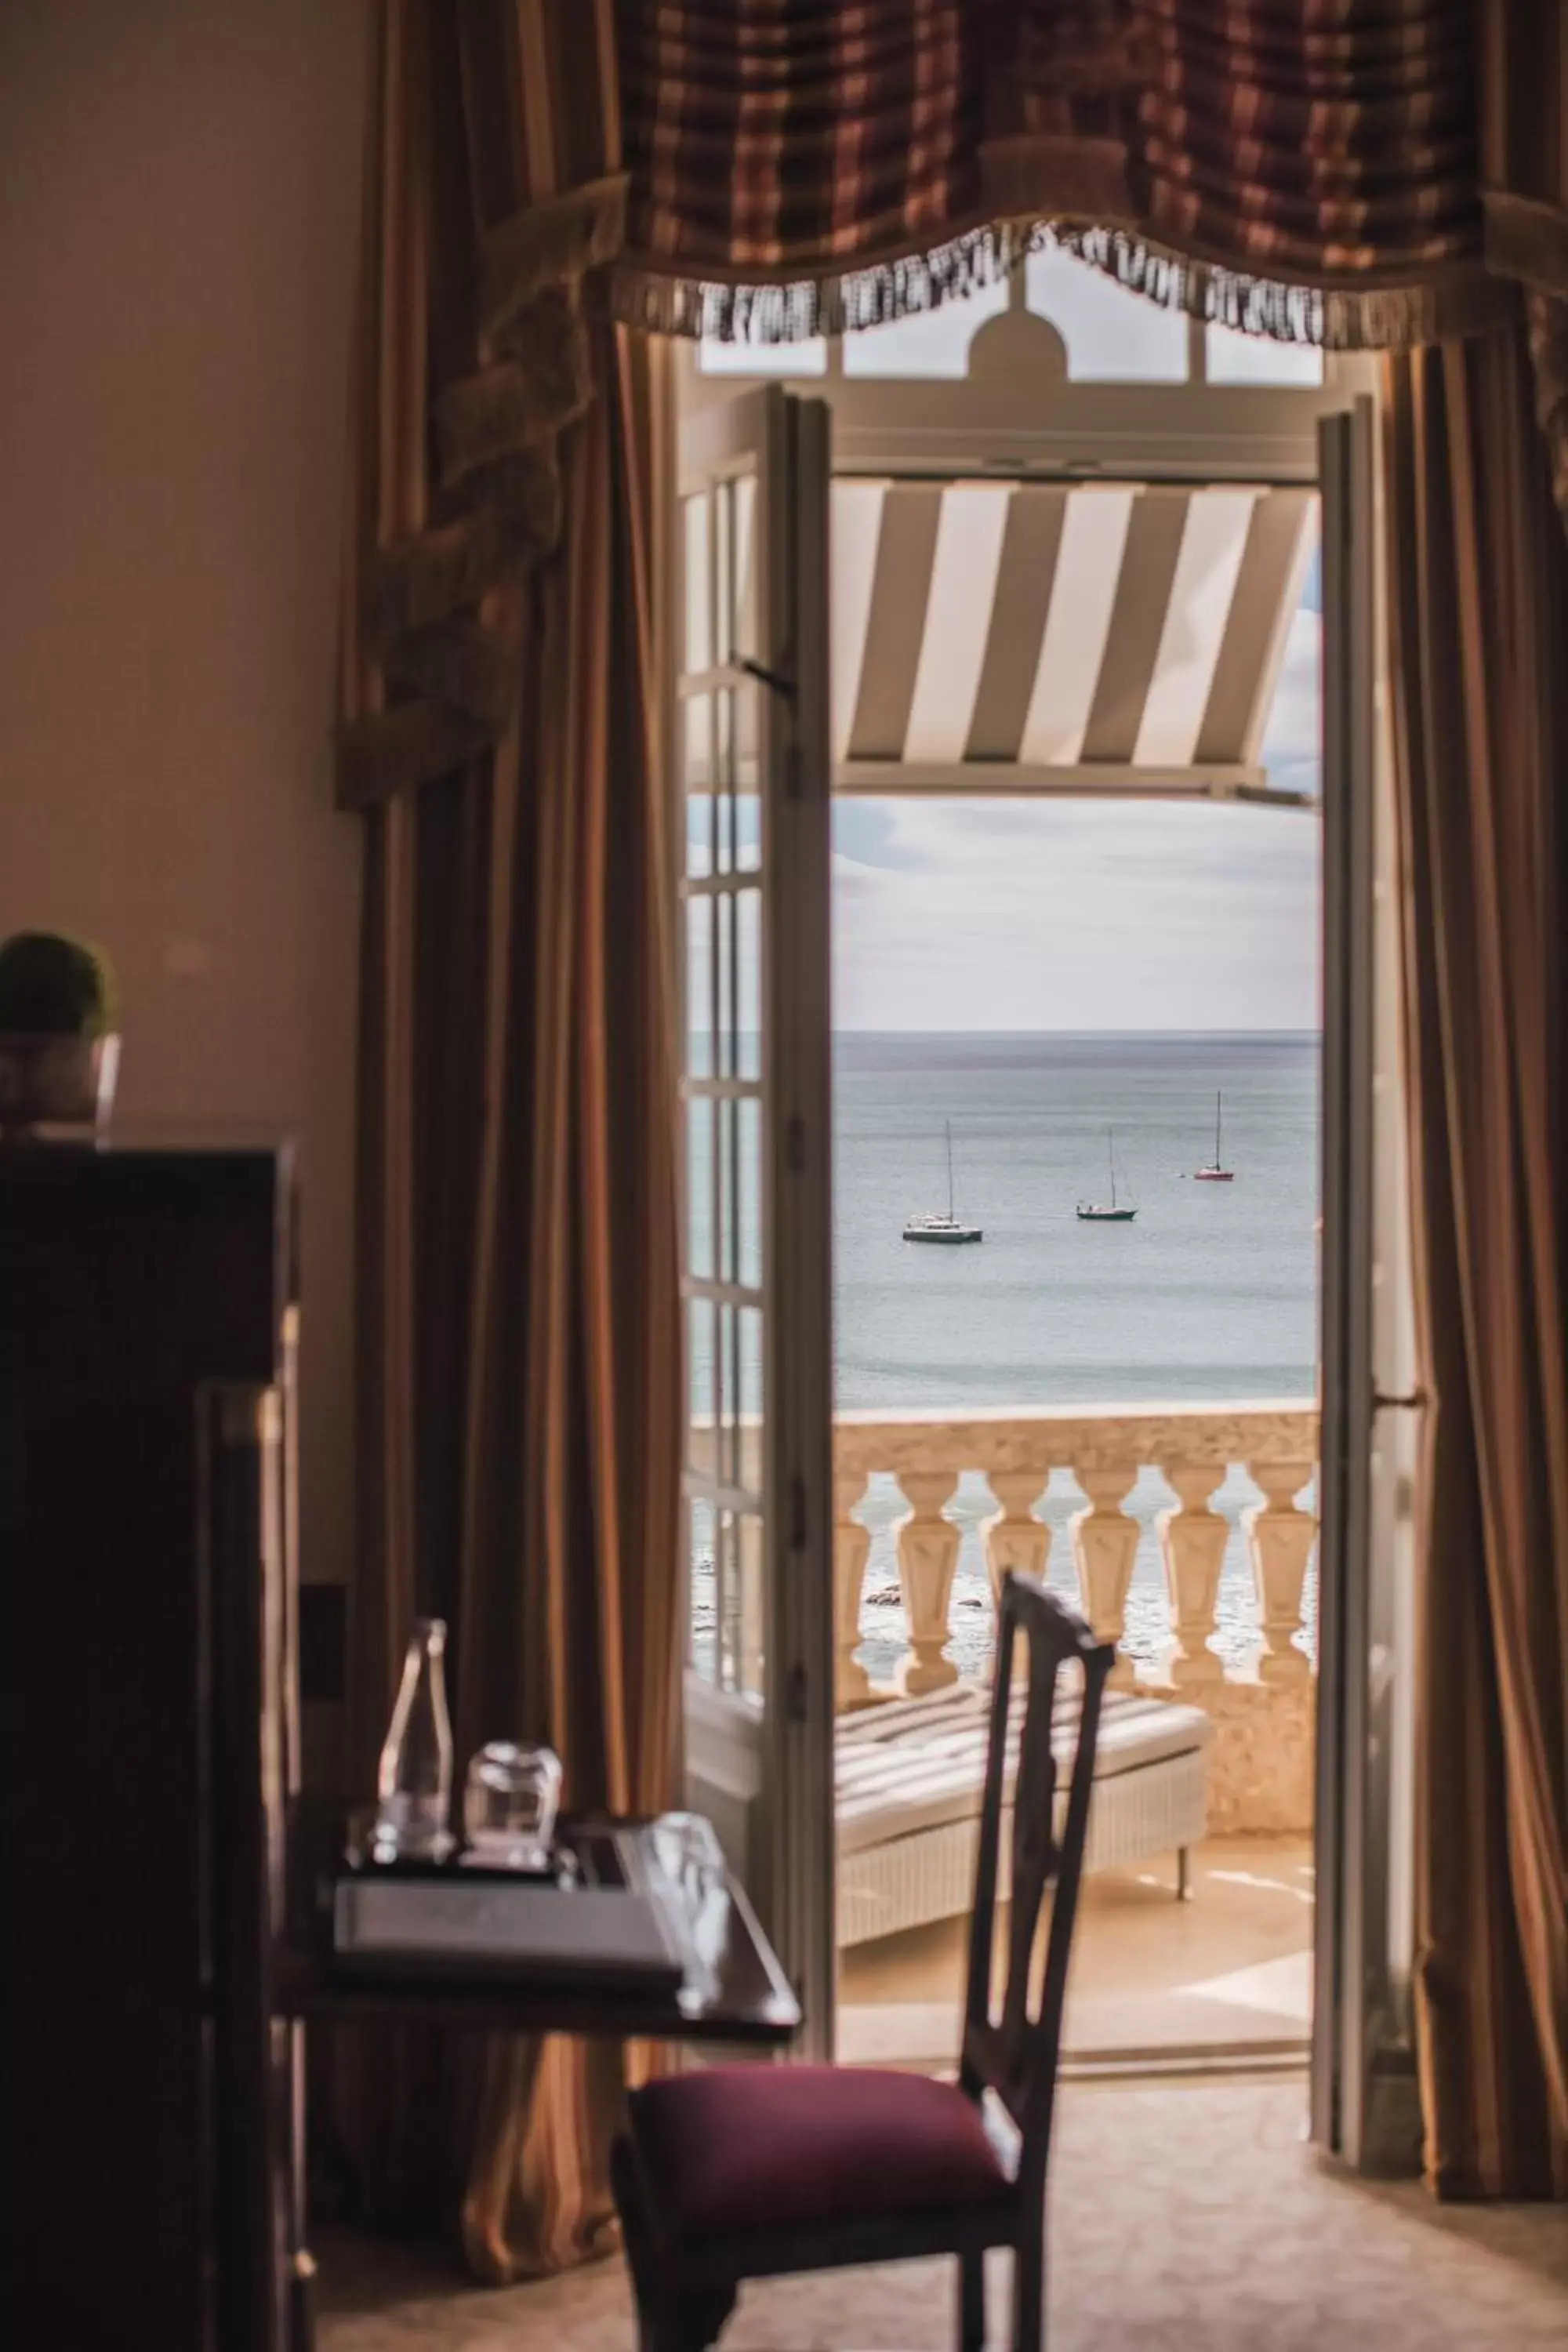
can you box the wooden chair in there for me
[612,1573,1115,2352]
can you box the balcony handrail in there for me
[830,1399,1319,1727]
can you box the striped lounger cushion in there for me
[835,1681,1214,1950]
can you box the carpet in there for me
[316,2078,1568,2350]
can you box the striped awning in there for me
[832,479,1317,802]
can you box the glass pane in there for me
[737,887,760,1080]
[1260,532,1322,796]
[720,1302,741,1490]
[715,478,732,662]
[1026,247,1188,382]
[844,281,1007,378]
[684,695,713,880]
[735,680,761,869]
[717,1094,737,1284]
[1206,324,1324,386]
[736,1512,764,1698]
[685,890,713,1080]
[716,1510,739,1688]
[689,1496,717,1680]
[684,691,713,794]
[738,1306,764,1495]
[732,472,757,660]
[686,1095,713,1279]
[716,689,735,876]
[716,888,735,1078]
[739,1096,762,1290]
[683,492,711,673]
[687,1295,715,1472]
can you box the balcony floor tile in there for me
[837,1832,1313,2066]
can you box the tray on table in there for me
[329,1821,687,1995]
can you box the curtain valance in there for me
[611,0,1513,350]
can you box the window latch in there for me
[735,655,797,699]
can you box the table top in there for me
[276,1813,801,2046]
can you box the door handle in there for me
[735,654,797,699]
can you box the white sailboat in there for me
[1076,1127,1137,1222]
[1194,1089,1235,1181]
[903,1121,983,1244]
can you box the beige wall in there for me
[0,4,367,1606]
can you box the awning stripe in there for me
[903,486,1012,764]
[1079,488,1191,764]
[1194,489,1316,767]
[834,477,1316,790]
[1017,486,1136,766]
[962,486,1068,763]
[1134,488,1258,769]
[845,485,942,760]
[829,479,889,761]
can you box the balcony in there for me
[831,1399,1319,2060]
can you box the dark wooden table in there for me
[276,1815,800,2045]
[276,1815,798,2351]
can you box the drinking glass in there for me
[463,1741,563,1870]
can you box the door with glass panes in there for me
[1315,394,1422,2168]
[678,386,836,2053]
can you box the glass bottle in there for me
[375,1618,454,1859]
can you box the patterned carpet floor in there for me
[317,2079,1568,2351]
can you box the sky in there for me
[830,556,1323,1034]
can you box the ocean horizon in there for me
[693,1028,1322,1681]
[832,1028,1320,1675]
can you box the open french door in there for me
[1314,395,1422,2168]
[677,386,836,2055]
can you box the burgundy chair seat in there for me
[626,2063,1009,2245]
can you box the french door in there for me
[1314,395,1422,2167]
[677,387,837,2053]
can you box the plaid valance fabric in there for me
[612,0,1509,349]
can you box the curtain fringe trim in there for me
[608,221,1516,353]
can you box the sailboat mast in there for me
[946,1120,954,1220]
[1108,1125,1116,1208]
[1215,1089,1222,1164]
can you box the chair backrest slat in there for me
[958,1574,1113,2192]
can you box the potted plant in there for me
[0,931,121,1135]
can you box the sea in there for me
[691,1031,1321,1684]
[834,1032,1320,1679]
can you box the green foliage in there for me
[0,931,118,1038]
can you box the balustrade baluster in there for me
[833,1470,873,1709]
[894,1470,961,1695]
[982,1470,1049,1683]
[1069,1465,1138,1689]
[1158,1461,1229,1685]
[1244,1461,1316,1683]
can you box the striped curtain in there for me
[1383,324,1568,2201]
[336,0,681,2278]
[611,0,1507,349]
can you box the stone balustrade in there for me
[833,1402,1319,1833]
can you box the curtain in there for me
[1382,322,1568,2201]
[1479,2,1568,516]
[611,0,1507,348]
[336,0,682,2278]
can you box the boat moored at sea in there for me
[904,1121,982,1243]
[1076,1127,1137,1221]
[1194,1089,1235,1181]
